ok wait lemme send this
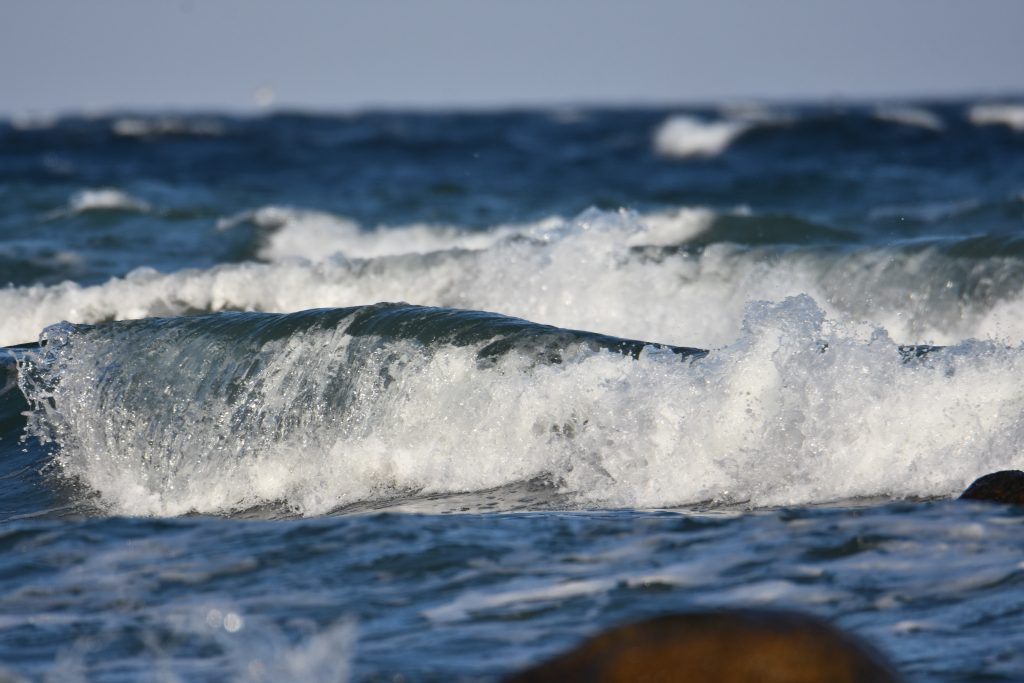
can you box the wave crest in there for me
[653,115,750,158]
[17,298,1024,516]
[968,103,1024,131]
[3,207,1024,350]
[217,205,560,261]
[65,188,151,215]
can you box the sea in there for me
[1,100,1024,681]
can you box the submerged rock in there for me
[959,470,1024,505]
[505,609,902,683]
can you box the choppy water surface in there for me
[1,101,1024,681]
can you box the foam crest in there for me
[18,298,1024,516]
[65,188,151,214]
[7,112,58,131]
[217,205,559,261]
[653,115,750,158]
[968,103,1024,131]
[873,106,944,131]
[624,207,715,246]
[111,116,226,138]
[2,208,1024,349]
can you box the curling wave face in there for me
[16,298,1024,517]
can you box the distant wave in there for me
[968,103,1024,131]
[6,112,59,131]
[872,106,944,131]
[17,298,1024,516]
[0,242,83,285]
[217,206,561,261]
[652,106,800,158]
[653,115,751,158]
[62,188,152,215]
[218,205,716,262]
[110,116,226,138]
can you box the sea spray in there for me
[18,298,1024,516]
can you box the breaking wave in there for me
[64,188,152,215]
[216,205,565,261]
[653,115,751,158]
[873,106,944,131]
[968,103,1024,131]
[17,299,1024,517]
[3,208,1024,349]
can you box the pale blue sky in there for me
[3,0,1023,114]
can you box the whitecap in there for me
[627,207,715,246]
[968,103,1024,131]
[65,188,151,214]
[111,117,225,138]
[218,205,561,261]
[653,115,750,158]
[8,112,59,131]
[873,106,944,131]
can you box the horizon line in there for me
[4,89,1024,121]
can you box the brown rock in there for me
[505,610,902,683]
[959,470,1024,505]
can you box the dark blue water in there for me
[3,104,1023,289]
[1,101,1024,681]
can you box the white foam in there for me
[424,578,615,623]
[2,208,1023,349]
[704,579,840,606]
[968,103,1024,131]
[653,115,749,158]
[873,106,944,131]
[217,205,557,261]
[111,117,225,138]
[19,295,1024,516]
[625,207,715,246]
[8,112,58,131]
[65,188,151,214]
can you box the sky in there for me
[2,0,1023,115]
